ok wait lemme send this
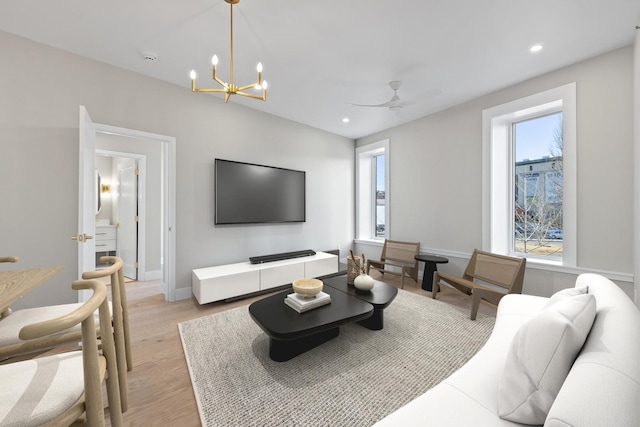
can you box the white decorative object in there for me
[285,291,331,313]
[354,274,374,291]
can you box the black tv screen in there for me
[215,159,306,225]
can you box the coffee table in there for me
[322,275,398,330]
[249,285,373,362]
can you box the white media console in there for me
[192,251,339,304]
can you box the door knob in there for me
[71,233,94,242]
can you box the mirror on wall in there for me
[95,169,102,215]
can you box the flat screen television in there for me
[215,159,306,225]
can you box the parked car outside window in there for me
[546,229,563,239]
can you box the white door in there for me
[117,161,138,280]
[77,106,97,301]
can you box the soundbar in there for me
[249,249,316,264]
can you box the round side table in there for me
[414,254,449,292]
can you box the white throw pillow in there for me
[498,293,596,425]
[543,286,588,308]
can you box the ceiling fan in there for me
[348,81,406,110]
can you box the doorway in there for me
[95,151,147,282]
[79,106,176,301]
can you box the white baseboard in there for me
[174,286,194,301]
[145,270,163,281]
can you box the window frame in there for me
[356,139,389,241]
[482,83,577,266]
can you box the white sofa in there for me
[374,274,640,426]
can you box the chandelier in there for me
[189,0,267,103]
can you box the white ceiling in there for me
[1,0,639,139]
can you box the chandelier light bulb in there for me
[262,80,268,90]
[212,55,219,66]
[256,62,263,72]
[190,70,196,80]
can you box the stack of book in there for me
[284,291,331,313]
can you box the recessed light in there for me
[342,117,350,123]
[530,44,543,53]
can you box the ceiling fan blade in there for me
[347,101,394,108]
[346,81,408,109]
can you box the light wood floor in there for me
[112,271,497,426]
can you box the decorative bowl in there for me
[292,278,323,297]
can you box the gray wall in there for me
[1,28,635,307]
[0,30,354,308]
[356,46,636,299]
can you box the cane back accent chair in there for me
[366,240,420,289]
[432,249,526,320]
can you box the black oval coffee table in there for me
[322,275,398,331]
[249,285,373,362]
[249,273,398,362]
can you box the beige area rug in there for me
[178,289,495,427]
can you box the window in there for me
[514,113,563,258]
[482,84,576,266]
[356,139,389,240]
[374,154,386,237]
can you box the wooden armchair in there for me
[366,240,420,289]
[0,257,131,411]
[0,279,122,425]
[432,249,526,320]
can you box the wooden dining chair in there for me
[0,257,132,411]
[0,279,122,426]
[83,256,132,411]
[431,249,527,320]
[366,239,420,289]
[0,256,19,319]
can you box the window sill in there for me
[516,255,562,267]
[354,238,385,247]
